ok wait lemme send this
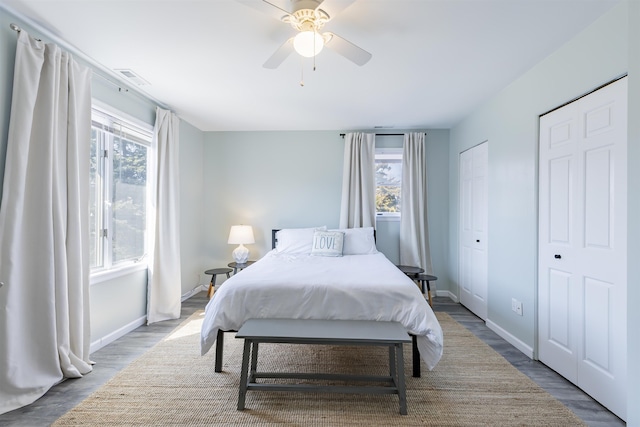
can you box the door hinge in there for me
[100,229,108,238]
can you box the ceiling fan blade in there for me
[236,0,293,21]
[323,32,372,66]
[315,0,356,20]
[261,0,294,15]
[263,38,295,69]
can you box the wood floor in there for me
[0,293,625,426]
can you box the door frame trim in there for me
[539,74,627,118]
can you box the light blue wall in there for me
[0,10,206,348]
[203,131,343,267]
[90,269,147,342]
[449,2,633,418]
[424,130,450,293]
[449,0,627,346]
[202,130,451,292]
[179,120,206,292]
[627,2,640,425]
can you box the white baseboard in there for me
[486,319,534,359]
[181,284,206,301]
[432,291,533,359]
[90,315,146,354]
[435,289,459,302]
[90,284,204,354]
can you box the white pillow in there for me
[275,226,327,254]
[311,231,344,257]
[330,227,378,255]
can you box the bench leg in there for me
[412,335,421,377]
[389,345,397,382]
[237,339,252,410]
[215,330,224,372]
[395,343,408,415]
[249,341,259,382]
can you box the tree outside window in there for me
[375,151,402,217]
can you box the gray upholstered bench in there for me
[235,318,412,415]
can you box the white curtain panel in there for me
[0,30,92,414]
[399,132,433,274]
[146,107,182,324]
[339,132,376,228]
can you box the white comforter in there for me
[200,250,443,370]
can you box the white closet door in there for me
[459,142,488,320]
[538,77,627,421]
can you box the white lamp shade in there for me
[293,31,324,58]
[228,225,255,245]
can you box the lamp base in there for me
[232,244,250,264]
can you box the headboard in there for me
[271,228,376,250]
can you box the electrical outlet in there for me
[511,298,523,316]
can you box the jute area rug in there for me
[53,311,585,426]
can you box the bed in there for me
[200,226,443,373]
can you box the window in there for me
[90,106,152,272]
[375,149,402,218]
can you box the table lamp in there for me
[228,225,255,264]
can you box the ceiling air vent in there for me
[114,69,150,86]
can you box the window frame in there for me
[90,102,153,283]
[375,147,403,221]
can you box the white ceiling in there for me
[3,0,620,131]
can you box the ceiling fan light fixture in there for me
[293,31,324,57]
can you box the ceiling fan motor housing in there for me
[285,0,330,31]
[260,0,372,68]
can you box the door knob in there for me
[554,254,562,259]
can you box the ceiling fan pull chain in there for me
[300,57,305,87]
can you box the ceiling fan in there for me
[239,0,372,69]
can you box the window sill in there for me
[91,262,147,286]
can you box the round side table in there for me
[416,274,437,307]
[396,264,424,278]
[205,268,232,299]
[228,261,255,275]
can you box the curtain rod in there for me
[9,22,171,110]
[339,133,426,138]
[10,22,39,40]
